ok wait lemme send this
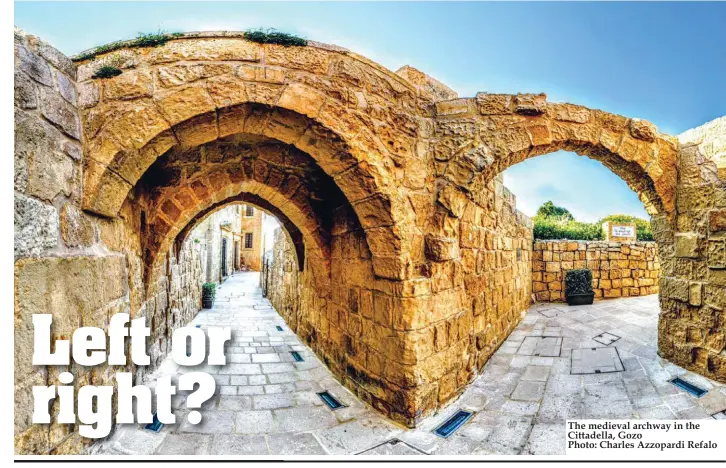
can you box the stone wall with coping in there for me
[658,116,726,383]
[13,29,205,454]
[532,240,659,302]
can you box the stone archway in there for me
[13,29,725,454]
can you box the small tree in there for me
[536,201,574,220]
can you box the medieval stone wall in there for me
[14,30,205,454]
[262,176,534,422]
[14,27,726,454]
[532,240,659,302]
[658,117,726,383]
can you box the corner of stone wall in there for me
[657,115,726,383]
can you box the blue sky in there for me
[15,2,726,221]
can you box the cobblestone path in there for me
[94,273,726,456]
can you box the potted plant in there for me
[565,269,594,306]
[202,282,216,309]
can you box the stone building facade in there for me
[189,204,242,283]
[13,28,726,454]
[532,240,659,302]
[239,203,263,271]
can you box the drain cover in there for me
[712,410,726,420]
[144,413,163,432]
[670,377,708,398]
[537,308,563,318]
[571,347,624,374]
[433,410,473,438]
[593,332,621,346]
[517,337,563,357]
[357,438,427,455]
[317,391,345,410]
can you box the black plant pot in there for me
[566,293,594,306]
[202,296,214,309]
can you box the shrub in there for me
[243,28,307,47]
[92,66,122,79]
[202,282,216,299]
[533,215,603,241]
[598,214,654,241]
[565,269,593,297]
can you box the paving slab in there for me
[94,274,725,456]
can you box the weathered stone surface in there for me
[675,232,701,258]
[60,203,96,247]
[39,87,81,139]
[14,194,58,259]
[630,118,657,142]
[55,70,77,105]
[16,43,52,86]
[14,70,37,109]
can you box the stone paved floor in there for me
[94,273,726,456]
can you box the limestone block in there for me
[16,43,52,86]
[14,70,37,109]
[630,118,657,142]
[60,203,97,247]
[675,232,702,258]
[708,239,726,269]
[14,194,58,259]
[39,87,81,139]
[514,93,547,116]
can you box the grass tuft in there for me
[92,65,123,79]
[72,29,183,62]
[243,28,307,47]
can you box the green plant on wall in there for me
[92,65,123,79]
[243,28,307,46]
[73,29,183,61]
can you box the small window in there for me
[245,205,254,217]
[245,232,253,249]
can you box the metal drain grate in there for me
[276,325,283,331]
[670,377,707,398]
[144,413,163,432]
[592,332,621,346]
[317,391,345,410]
[433,410,473,438]
[290,351,304,362]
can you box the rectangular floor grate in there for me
[433,410,473,438]
[592,332,621,346]
[144,413,163,432]
[670,377,707,398]
[317,391,345,410]
[290,351,304,362]
[276,325,283,331]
